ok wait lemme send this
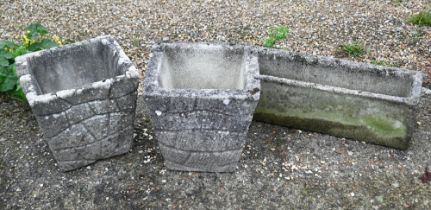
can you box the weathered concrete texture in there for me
[143,43,260,172]
[15,36,140,171]
[254,47,424,150]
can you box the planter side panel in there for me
[37,87,138,171]
[254,81,414,149]
[145,94,257,172]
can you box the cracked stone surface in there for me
[15,36,140,171]
[143,43,260,172]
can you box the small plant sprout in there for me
[370,59,386,66]
[408,10,431,27]
[263,26,289,48]
[336,42,367,58]
[0,22,62,101]
[370,59,400,68]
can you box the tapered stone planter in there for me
[143,43,260,172]
[15,36,139,171]
[254,47,423,149]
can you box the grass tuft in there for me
[263,26,289,48]
[407,10,431,27]
[335,42,367,58]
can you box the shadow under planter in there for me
[16,36,140,171]
[253,47,423,150]
[143,43,260,172]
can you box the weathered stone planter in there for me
[143,43,260,172]
[16,36,139,171]
[254,47,423,149]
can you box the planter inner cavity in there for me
[16,36,140,171]
[28,38,125,94]
[144,43,260,172]
[254,48,423,149]
[158,44,246,90]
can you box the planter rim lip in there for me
[253,47,424,106]
[15,35,139,106]
[143,42,261,101]
[151,42,248,50]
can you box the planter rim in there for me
[253,47,423,106]
[143,42,260,101]
[15,35,139,106]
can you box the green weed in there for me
[0,23,63,101]
[263,26,289,48]
[336,42,367,58]
[407,10,431,27]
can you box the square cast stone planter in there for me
[16,36,140,171]
[143,43,260,172]
[254,47,423,149]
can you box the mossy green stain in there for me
[362,116,405,138]
[254,107,409,149]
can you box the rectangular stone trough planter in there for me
[253,47,423,150]
[16,36,140,171]
[143,43,260,172]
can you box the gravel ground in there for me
[1,90,431,209]
[1,0,431,209]
[0,0,430,85]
